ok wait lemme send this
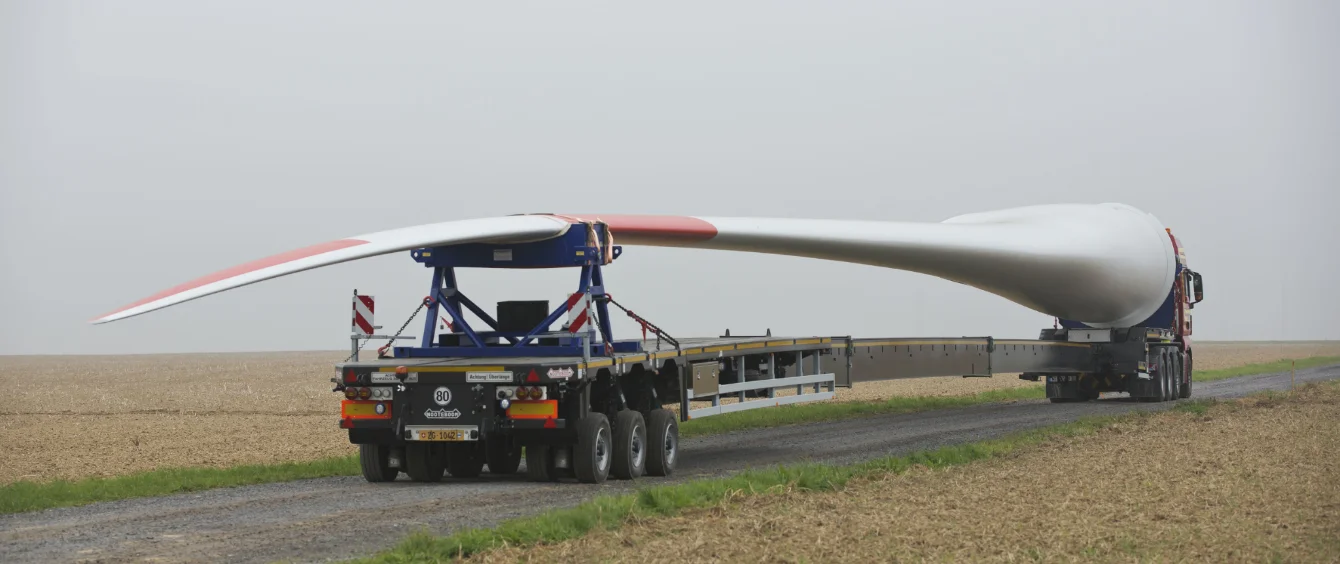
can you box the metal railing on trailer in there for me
[680,339,846,420]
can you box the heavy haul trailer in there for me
[335,220,1205,484]
[85,202,1205,484]
[335,223,846,484]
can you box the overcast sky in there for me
[2,1,1337,356]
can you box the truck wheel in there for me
[485,437,522,475]
[404,443,446,483]
[1169,353,1182,401]
[645,409,678,477]
[525,445,558,482]
[1160,351,1173,402]
[446,442,484,478]
[611,410,646,480]
[359,443,397,483]
[1180,354,1194,399]
[573,413,612,484]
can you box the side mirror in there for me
[1191,272,1204,304]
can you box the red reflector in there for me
[344,370,356,384]
[543,417,557,429]
[340,417,354,429]
[526,369,540,383]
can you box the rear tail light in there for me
[357,387,371,400]
[344,387,358,400]
[528,387,544,400]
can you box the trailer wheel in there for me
[573,413,612,484]
[485,437,522,475]
[358,443,397,483]
[525,445,559,482]
[611,410,646,480]
[446,442,485,478]
[404,443,446,483]
[645,409,678,477]
[1180,353,1194,399]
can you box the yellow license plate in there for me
[341,401,387,418]
[417,429,468,441]
[507,400,557,418]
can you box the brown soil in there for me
[0,352,351,483]
[2,343,1337,484]
[477,382,1340,563]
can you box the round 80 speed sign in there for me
[432,386,452,406]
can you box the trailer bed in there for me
[341,336,840,373]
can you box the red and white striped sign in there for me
[352,294,375,336]
[565,292,590,334]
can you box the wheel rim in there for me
[662,425,677,466]
[595,428,610,473]
[631,424,645,468]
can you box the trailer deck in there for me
[342,336,840,373]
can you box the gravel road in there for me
[3,364,1336,563]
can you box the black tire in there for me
[1169,353,1182,401]
[485,437,522,475]
[573,413,612,484]
[1160,351,1173,402]
[645,409,679,477]
[525,445,558,482]
[1180,353,1194,399]
[359,443,397,483]
[404,443,446,483]
[446,442,484,478]
[611,410,646,480]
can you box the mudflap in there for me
[1127,373,1162,400]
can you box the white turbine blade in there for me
[93,203,1175,328]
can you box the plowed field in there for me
[2,342,1337,484]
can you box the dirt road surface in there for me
[2,364,1337,564]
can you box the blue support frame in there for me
[391,222,636,359]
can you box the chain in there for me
[601,294,679,349]
[344,297,431,362]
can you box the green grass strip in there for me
[1192,356,1340,383]
[678,385,1044,437]
[0,455,359,515]
[2,355,1334,516]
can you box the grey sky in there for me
[2,1,1337,355]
